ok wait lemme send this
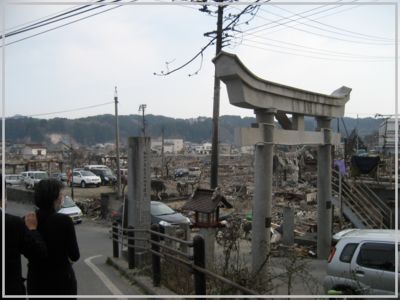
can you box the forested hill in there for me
[5,114,383,146]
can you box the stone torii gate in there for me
[213,52,351,275]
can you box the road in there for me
[6,200,144,299]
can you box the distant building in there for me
[195,143,212,155]
[22,144,47,159]
[240,146,254,155]
[151,139,184,154]
[379,118,399,155]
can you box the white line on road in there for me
[84,255,128,300]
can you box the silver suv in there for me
[323,229,398,296]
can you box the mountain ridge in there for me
[4,114,383,146]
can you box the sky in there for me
[1,0,397,120]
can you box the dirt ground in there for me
[64,185,115,201]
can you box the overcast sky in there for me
[1,0,397,120]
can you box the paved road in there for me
[6,200,144,299]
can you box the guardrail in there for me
[111,222,258,295]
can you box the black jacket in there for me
[1,212,47,295]
[27,209,80,295]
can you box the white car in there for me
[58,196,83,224]
[21,171,48,189]
[324,229,398,296]
[72,170,101,188]
[5,174,23,186]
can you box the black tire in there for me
[81,181,86,188]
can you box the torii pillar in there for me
[252,108,275,276]
[213,52,351,274]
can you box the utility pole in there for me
[114,87,121,198]
[138,104,147,137]
[210,0,224,190]
[70,142,74,200]
[161,126,165,177]
[62,141,74,200]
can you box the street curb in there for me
[106,256,177,296]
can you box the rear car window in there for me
[339,243,358,263]
[356,242,395,272]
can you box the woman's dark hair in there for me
[34,179,64,210]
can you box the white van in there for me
[20,171,48,189]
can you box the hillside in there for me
[4,114,382,146]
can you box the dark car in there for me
[111,201,191,231]
[90,168,117,186]
[174,168,189,179]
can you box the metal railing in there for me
[332,169,392,229]
[111,222,258,295]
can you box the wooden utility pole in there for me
[210,0,224,189]
[114,87,121,198]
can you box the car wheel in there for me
[81,181,86,188]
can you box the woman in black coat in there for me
[27,179,80,295]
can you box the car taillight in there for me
[327,246,336,263]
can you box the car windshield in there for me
[62,196,76,208]
[81,171,95,176]
[151,203,175,216]
[34,173,48,179]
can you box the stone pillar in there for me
[283,206,294,246]
[199,228,216,269]
[251,109,275,276]
[316,117,332,259]
[127,137,151,267]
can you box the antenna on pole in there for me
[138,104,147,137]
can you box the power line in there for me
[4,0,122,39]
[26,101,114,117]
[235,33,393,60]
[272,4,393,42]
[241,12,393,46]
[254,5,393,43]
[239,0,350,34]
[236,2,394,46]
[239,41,393,62]
[4,0,91,32]
[3,2,125,47]
[260,1,371,37]
[5,0,106,37]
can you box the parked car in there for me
[58,196,83,224]
[90,168,117,186]
[71,170,101,188]
[323,229,397,296]
[21,171,48,189]
[5,174,23,186]
[51,172,68,182]
[174,168,189,178]
[111,201,191,231]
